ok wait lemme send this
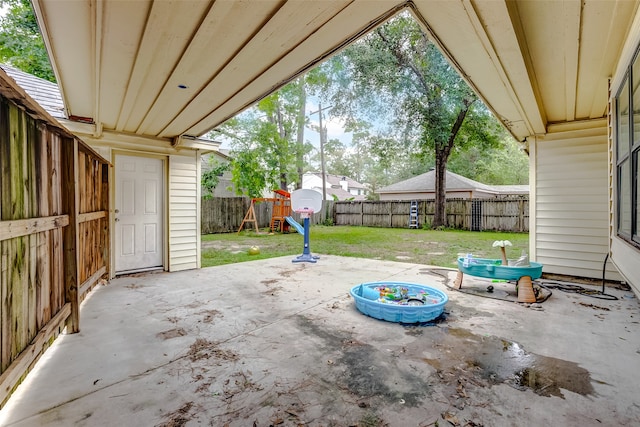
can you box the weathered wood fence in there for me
[334,199,529,231]
[201,197,528,233]
[0,70,109,407]
[201,197,335,234]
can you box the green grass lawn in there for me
[201,226,529,269]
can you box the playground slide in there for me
[285,216,305,237]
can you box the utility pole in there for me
[309,103,331,201]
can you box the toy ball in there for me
[248,246,260,255]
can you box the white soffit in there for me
[32,0,639,144]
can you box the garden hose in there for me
[534,255,618,301]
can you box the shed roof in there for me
[377,170,528,196]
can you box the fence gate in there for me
[471,199,482,231]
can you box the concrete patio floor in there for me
[1,255,639,427]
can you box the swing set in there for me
[237,189,292,234]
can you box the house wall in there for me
[608,12,640,295]
[168,154,201,271]
[529,122,622,281]
[302,174,323,191]
[78,135,202,274]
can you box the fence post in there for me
[61,138,80,333]
[519,198,525,232]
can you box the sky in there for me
[217,97,353,154]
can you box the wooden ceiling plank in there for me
[411,0,544,140]
[155,0,358,138]
[91,0,103,132]
[31,0,68,118]
[116,0,214,132]
[115,0,180,131]
[582,0,639,119]
[181,0,403,137]
[563,1,581,123]
[516,1,568,123]
[134,0,284,136]
[463,0,545,136]
[34,1,94,118]
[96,0,152,129]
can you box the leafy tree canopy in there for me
[208,12,527,203]
[211,78,315,198]
[321,12,512,224]
[0,0,55,82]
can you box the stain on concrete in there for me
[187,338,238,363]
[296,315,430,407]
[157,401,195,427]
[156,328,187,340]
[196,309,222,323]
[419,326,595,398]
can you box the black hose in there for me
[535,256,619,301]
[601,253,618,300]
[602,253,608,294]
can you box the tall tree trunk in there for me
[276,105,288,190]
[433,150,448,227]
[295,79,306,190]
[432,99,475,228]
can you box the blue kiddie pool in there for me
[350,281,448,323]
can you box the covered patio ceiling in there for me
[32,0,639,145]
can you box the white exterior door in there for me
[115,155,164,273]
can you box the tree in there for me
[211,80,314,198]
[326,13,504,227]
[0,0,55,82]
[448,136,529,185]
[201,159,230,199]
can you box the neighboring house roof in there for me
[305,172,366,189]
[0,64,65,119]
[491,184,530,195]
[377,170,528,196]
[202,149,231,163]
[307,186,365,201]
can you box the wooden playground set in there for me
[237,189,294,234]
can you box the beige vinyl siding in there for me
[531,125,622,280]
[169,153,200,272]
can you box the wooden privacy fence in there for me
[334,198,529,232]
[0,70,109,407]
[201,197,334,233]
[201,197,527,233]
